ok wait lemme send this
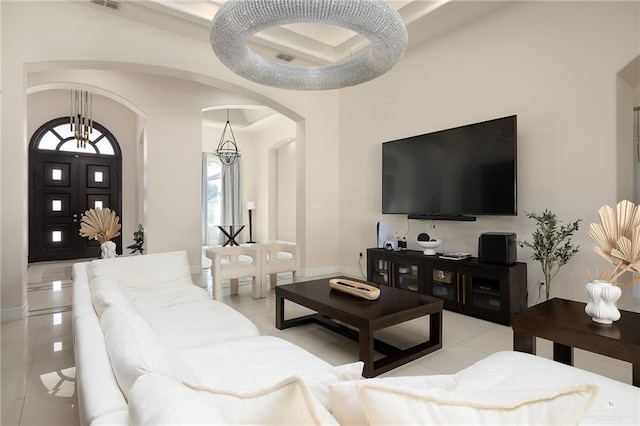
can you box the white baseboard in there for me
[1,300,29,322]
[301,265,340,278]
[339,266,368,280]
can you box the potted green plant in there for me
[127,223,144,255]
[519,210,581,301]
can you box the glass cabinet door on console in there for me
[369,258,390,286]
[366,249,424,293]
[393,260,422,293]
[462,266,510,325]
[429,265,463,312]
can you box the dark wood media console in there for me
[367,248,527,325]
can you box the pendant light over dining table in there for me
[210,0,408,90]
[214,109,241,166]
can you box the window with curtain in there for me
[202,153,242,246]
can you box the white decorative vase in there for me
[417,239,442,255]
[584,281,621,324]
[100,241,117,259]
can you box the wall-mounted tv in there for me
[382,115,517,220]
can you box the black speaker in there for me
[479,232,517,265]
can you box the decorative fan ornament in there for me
[587,200,640,285]
[79,207,121,243]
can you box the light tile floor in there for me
[1,261,634,424]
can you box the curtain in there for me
[219,158,242,245]
[202,153,214,246]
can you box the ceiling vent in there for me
[275,53,295,63]
[91,0,121,10]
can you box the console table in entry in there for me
[512,298,640,387]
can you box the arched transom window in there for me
[34,117,117,155]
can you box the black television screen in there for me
[382,115,517,217]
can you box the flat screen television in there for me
[382,115,517,219]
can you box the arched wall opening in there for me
[26,63,307,267]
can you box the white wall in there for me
[251,116,297,244]
[338,1,640,307]
[1,0,340,316]
[276,140,297,242]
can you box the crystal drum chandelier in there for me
[70,89,92,148]
[215,109,241,166]
[210,0,408,90]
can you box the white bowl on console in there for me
[417,239,442,255]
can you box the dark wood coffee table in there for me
[276,277,443,377]
[512,298,640,387]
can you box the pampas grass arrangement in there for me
[587,200,640,286]
[79,207,121,243]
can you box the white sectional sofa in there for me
[72,251,640,425]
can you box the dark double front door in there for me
[29,152,121,262]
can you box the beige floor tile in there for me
[1,399,24,425]
[418,344,489,374]
[27,287,72,312]
[27,361,76,398]
[1,365,30,404]
[379,360,441,377]
[20,392,79,426]
[26,313,73,343]
[313,340,361,367]
[31,336,74,364]
[460,325,513,354]
[0,320,37,347]
[1,343,33,370]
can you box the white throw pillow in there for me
[129,373,339,425]
[89,277,138,317]
[329,375,459,426]
[358,382,598,425]
[297,361,364,409]
[100,304,184,399]
[87,250,192,285]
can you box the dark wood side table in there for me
[512,298,640,387]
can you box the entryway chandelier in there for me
[70,89,92,148]
[214,109,241,166]
[210,0,408,91]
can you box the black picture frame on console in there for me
[382,115,517,221]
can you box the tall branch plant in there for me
[520,210,581,301]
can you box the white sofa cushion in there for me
[129,373,339,425]
[86,250,192,285]
[74,314,128,424]
[71,263,95,322]
[358,382,597,425]
[329,375,459,426]
[100,304,187,399]
[456,351,640,425]
[175,335,337,391]
[141,299,260,350]
[89,277,139,318]
[123,281,211,311]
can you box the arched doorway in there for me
[28,117,122,262]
